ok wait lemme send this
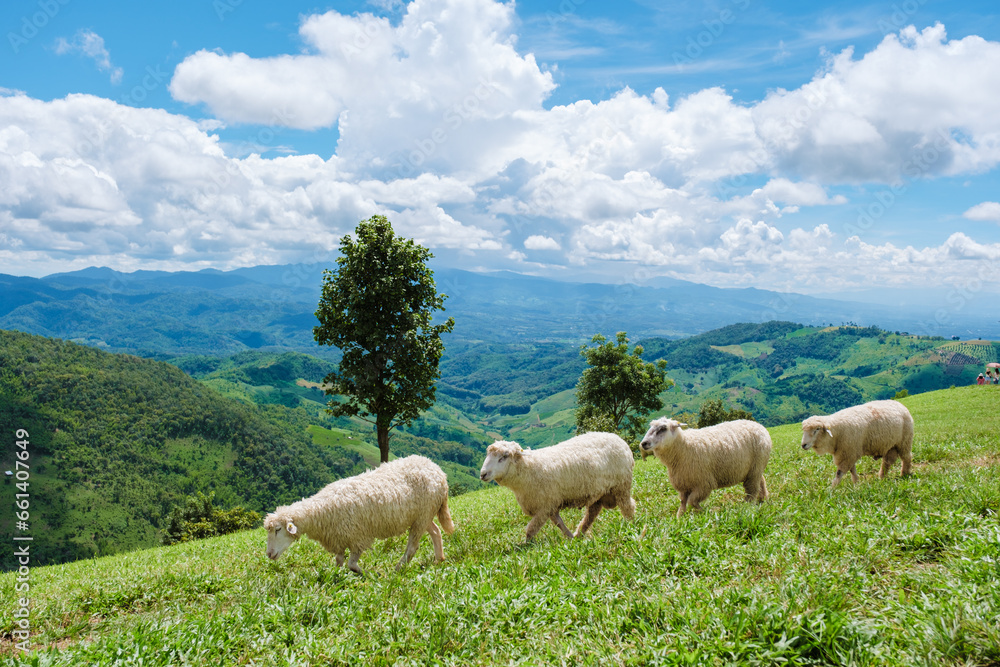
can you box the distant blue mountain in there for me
[0,263,994,356]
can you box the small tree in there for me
[575,332,672,444]
[696,398,754,428]
[161,492,260,546]
[314,215,455,463]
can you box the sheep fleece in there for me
[802,399,913,482]
[651,420,771,500]
[502,433,635,519]
[266,455,452,557]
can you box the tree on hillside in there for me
[575,332,672,444]
[314,215,455,463]
[161,492,261,546]
[696,398,754,428]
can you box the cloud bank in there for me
[2,1,1000,298]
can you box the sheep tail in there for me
[437,495,456,534]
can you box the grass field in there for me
[2,386,999,666]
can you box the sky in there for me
[2,0,1000,312]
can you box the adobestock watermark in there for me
[7,0,70,54]
[545,0,587,27]
[339,17,390,62]
[672,0,751,68]
[213,0,244,22]
[917,264,993,336]
[201,106,297,199]
[10,428,33,655]
[877,0,929,35]
[72,63,171,157]
[843,128,950,238]
[388,76,503,179]
[715,76,837,200]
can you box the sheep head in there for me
[640,417,686,455]
[264,510,300,560]
[480,440,523,483]
[800,416,834,453]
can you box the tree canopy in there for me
[575,332,672,444]
[314,215,455,463]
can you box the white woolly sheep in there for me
[264,455,455,575]
[479,432,636,541]
[640,418,772,517]
[801,399,913,488]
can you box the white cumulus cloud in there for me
[524,235,560,250]
[963,201,1000,223]
[3,3,1000,300]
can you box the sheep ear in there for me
[285,521,298,535]
[824,428,833,438]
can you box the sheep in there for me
[801,399,913,488]
[479,432,636,541]
[639,418,771,517]
[264,455,455,575]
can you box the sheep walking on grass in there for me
[264,455,455,575]
[479,432,636,541]
[801,399,913,488]
[640,418,772,517]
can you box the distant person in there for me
[977,373,986,385]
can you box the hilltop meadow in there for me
[2,386,998,666]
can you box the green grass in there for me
[3,386,999,665]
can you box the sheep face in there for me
[640,418,685,454]
[264,513,299,560]
[800,418,834,453]
[480,441,523,483]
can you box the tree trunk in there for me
[376,422,391,464]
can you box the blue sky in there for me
[2,0,1000,314]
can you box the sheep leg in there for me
[574,503,602,538]
[850,464,859,484]
[677,490,691,517]
[617,490,636,520]
[900,449,912,477]
[398,526,424,570]
[346,550,363,576]
[743,476,762,503]
[686,488,711,513]
[550,512,575,539]
[335,552,346,568]
[525,514,549,541]
[832,465,852,488]
[427,521,444,563]
[879,448,899,479]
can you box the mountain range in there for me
[1,263,996,356]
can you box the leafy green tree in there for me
[161,492,260,546]
[314,215,455,463]
[696,398,754,428]
[575,332,672,444]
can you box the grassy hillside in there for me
[0,331,362,569]
[3,386,998,665]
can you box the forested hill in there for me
[0,330,360,570]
